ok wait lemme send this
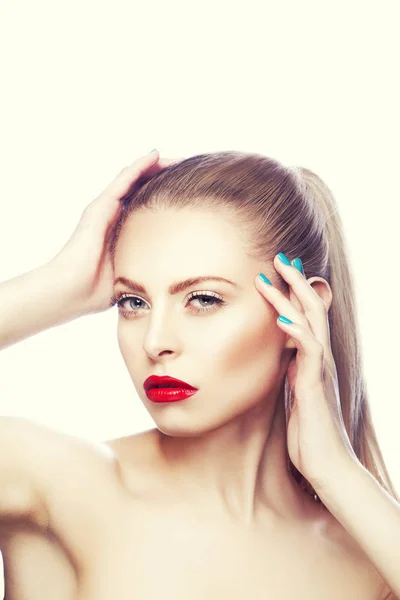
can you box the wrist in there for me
[43,258,92,319]
[0,261,87,350]
[312,453,363,502]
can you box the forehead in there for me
[115,208,252,274]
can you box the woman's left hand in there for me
[255,252,359,494]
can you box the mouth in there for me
[143,375,198,392]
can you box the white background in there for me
[0,0,399,596]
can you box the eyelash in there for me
[109,291,226,318]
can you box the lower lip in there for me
[145,388,198,403]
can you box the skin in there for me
[0,155,387,599]
[114,205,334,526]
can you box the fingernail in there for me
[292,257,304,275]
[149,148,158,153]
[278,316,293,324]
[258,273,273,285]
[277,252,291,266]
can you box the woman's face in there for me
[113,207,291,436]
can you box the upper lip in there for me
[143,375,197,391]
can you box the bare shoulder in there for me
[319,509,393,600]
[0,420,127,599]
[101,429,393,600]
[1,418,124,564]
[4,416,121,490]
[0,417,118,525]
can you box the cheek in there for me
[201,311,287,431]
[204,307,285,382]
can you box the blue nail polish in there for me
[278,316,293,324]
[258,273,272,285]
[278,252,291,266]
[292,257,304,275]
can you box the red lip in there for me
[143,375,198,391]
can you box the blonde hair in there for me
[110,151,400,505]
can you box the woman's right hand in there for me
[50,150,181,315]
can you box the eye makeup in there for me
[109,290,226,318]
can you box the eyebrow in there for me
[114,276,239,296]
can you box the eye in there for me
[110,294,148,316]
[186,291,225,314]
[110,291,226,318]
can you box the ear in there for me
[307,276,333,312]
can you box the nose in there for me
[142,310,181,361]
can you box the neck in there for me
[156,383,311,527]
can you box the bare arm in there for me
[0,151,180,541]
[0,261,85,350]
[316,459,400,600]
[0,151,179,352]
[0,417,68,526]
[0,416,123,579]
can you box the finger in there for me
[97,152,162,204]
[97,154,184,207]
[255,274,309,330]
[114,155,186,197]
[273,255,332,353]
[255,271,335,378]
[276,318,325,394]
[80,152,162,230]
[159,157,185,166]
[116,155,186,206]
[142,156,186,180]
[273,255,325,316]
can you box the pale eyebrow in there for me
[113,276,239,296]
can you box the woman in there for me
[0,149,398,599]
